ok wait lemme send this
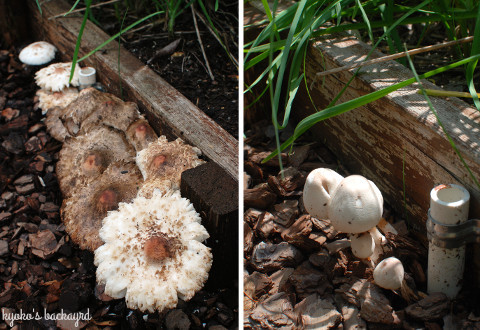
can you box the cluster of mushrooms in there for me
[19,41,213,312]
[303,168,405,291]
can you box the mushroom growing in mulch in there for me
[94,189,212,313]
[36,87,79,115]
[18,41,56,66]
[35,62,80,92]
[45,87,141,141]
[126,117,159,151]
[56,127,136,198]
[136,136,205,195]
[61,161,142,251]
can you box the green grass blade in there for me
[466,3,480,111]
[355,0,373,42]
[70,0,92,83]
[35,0,42,14]
[64,0,82,16]
[77,10,164,63]
[262,53,480,162]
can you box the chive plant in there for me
[245,0,480,188]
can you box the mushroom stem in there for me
[369,226,387,265]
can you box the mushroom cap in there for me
[57,127,136,198]
[350,232,375,259]
[35,62,80,92]
[19,41,56,65]
[137,178,175,199]
[373,257,404,290]
[36,87,79,115]
[303,168,344,220]
[126,118,159,151]
[45,106,72,142]
[61,161,142,251]
[94,189,212,313]
[61,88,141,137]
[136,136,205,189]
[327,175,383,234]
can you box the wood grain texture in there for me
[294,34,480,237]
[28,0,238,181]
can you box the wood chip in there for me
[294,294,341,329]
[244,185,277,210]
[405,292,449,321]
[28,230,58,259]
[250,241,304,273]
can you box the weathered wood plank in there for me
[27,0,238,181]
[293,34,480,237]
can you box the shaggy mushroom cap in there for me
[45,106,72,142]
[35,62,80,92]
[36,87,79,115]
[126,118,159,151]
[373,257,404,290]
[62,162,142,251]
[19,41,56,65]
[136,136,205,189]
[327,175,383,234]
[303,168,344,220]
[137,178,174,199]
[94,189,212,313]
[57,127,136,198]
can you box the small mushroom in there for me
[350,231,375,259]
[327,175,383,234]
[18,41,56,66]
[35,62,80,92]
[303,168,344,220]
[94,189,212,313]
[36,87,79,115]
[61,161,142,251]
[373,257,405,290]
[136,136,205,190]
[126,118,159,151]
[56,127,136,198]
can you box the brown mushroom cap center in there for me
[152,154,167,169]
[82,152,105,175]
[54,67,67,75]
[135,124,147,139]
[144,235,172,261]
[96,189,118,213]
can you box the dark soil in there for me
[0,45,237,329]
[91,2,239,138]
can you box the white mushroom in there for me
[35,62,80,92]
[303,168,344,220]
[19,41,56,65]
[350,231,375,259]
[327,175,383,234]
[94,189,212,313]
[373,257,405,290]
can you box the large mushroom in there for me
[136,136,205,193]
[19,41,56,66]
[35,62,80,92]
[56,127,136,198]
[45,87,141,141]
[61,161,142,251]
[94,189,212,313]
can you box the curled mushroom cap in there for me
[57,127,136,198]
[61,162,142,251]
[19,41,56,65]
[303,168,344,220]
[94,189,212,313]
[35,62,80,92]
[45,106,72,142]
[136,136,205,189]
[126,118,159,151]
[36,87,79,115]
[373,257,404,290]
[47,87,141,141]
[327,175,383,234]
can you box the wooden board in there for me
[27,0,238,181]
[294,35,480,237]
